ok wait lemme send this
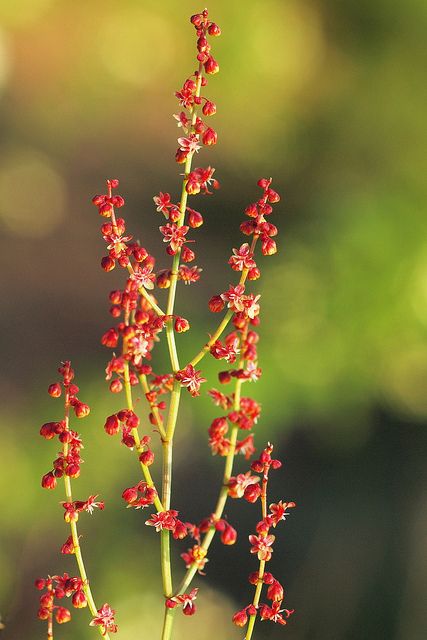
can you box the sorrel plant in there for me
[36,9,296,640]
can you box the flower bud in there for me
[41,471,57,490]
[110,379,123,393]
[218,370,232,384]
[202,127,217,146]
[139,449,155,466]
[104,414,120,435]
[205,56,219,74]
[133,246,148,262]
[181,246,195,262]
[60,535,75,554]
[175,316,190,333]
[55,607,71,624]
[267,580,284,602]
[48,382,62,398]
[208,22,221,36]
[244,483,262,503]
[72,590,87,608]
[232,609,248,627]
[122,486,138,504]
[202,100,216,116]
[74,402,90,418]
[220,523,237,545]
[34,578,46,590]
[248,266,261,280]
[261,237,277,256]
[101,256,115,272]
[187,209,204,228]
[157,270,171,288]
[208,295,224,312]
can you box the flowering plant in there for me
[36,9,295,640]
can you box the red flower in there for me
[249,534,275,561]
[166,588,198,616]
[269,500,296,527]
[159,223,189,254]
[181,545,208,572]
[229,243,256,272]
[90,603,118,635]
[145,510,178,532]
[220,284,246,313]
[176,364,206,397]
[210,338,240,363]
[130,264,155,290]
[228,472,260,499]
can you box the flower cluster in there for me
[40,362,89,488]
[35,574,87,625]
[232,444,296,631]
[36,363,116,637]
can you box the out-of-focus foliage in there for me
[0,1,426,639]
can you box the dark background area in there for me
[1,1,426,638]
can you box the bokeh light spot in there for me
[0,149,66,238]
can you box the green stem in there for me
[244,560,265,640]
[177,374,244,596]
[123,363,164,512]
[161,607,176,640]
[62,408,111,640]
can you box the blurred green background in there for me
[1,0,426,638]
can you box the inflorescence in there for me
[37,9,295,640]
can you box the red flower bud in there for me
[220,523,237,545]
[60,535,75,554]
[122,486,138,504]
[101,256,115,272]
[187,209,204,228]
[101,328,119,348]
[48,382,62,398]
[41,472,57,490]
[139,449,155,466]
[218,370,232,384]
[74,402,90,418]
[205,56,219,74]
[202,100,216,116]
[261,236,277,256]
[157,270,171,288]
[208,22,221,36]
[34,578,46,590]
[202,127,217,146]
[232,609,248,627]
[72,590,87,608]
[244,483,262,503]
[208,295,225,312]
[104,414,120,435]
[175,317,190,333]
[110,379,123,393]
[267,580,284,602]
[181,246,195,262]
[55,607,71,624]
[37,607,50,620]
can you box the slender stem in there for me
[177,340,246,595]
[159,64,205,640]
[245,461,270,640]
[47,583,54,640]
[123,363,164,513]
[244,560,265,640]
[62,403,111,640]
[161,607,176,640]
[138,373,166,440]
